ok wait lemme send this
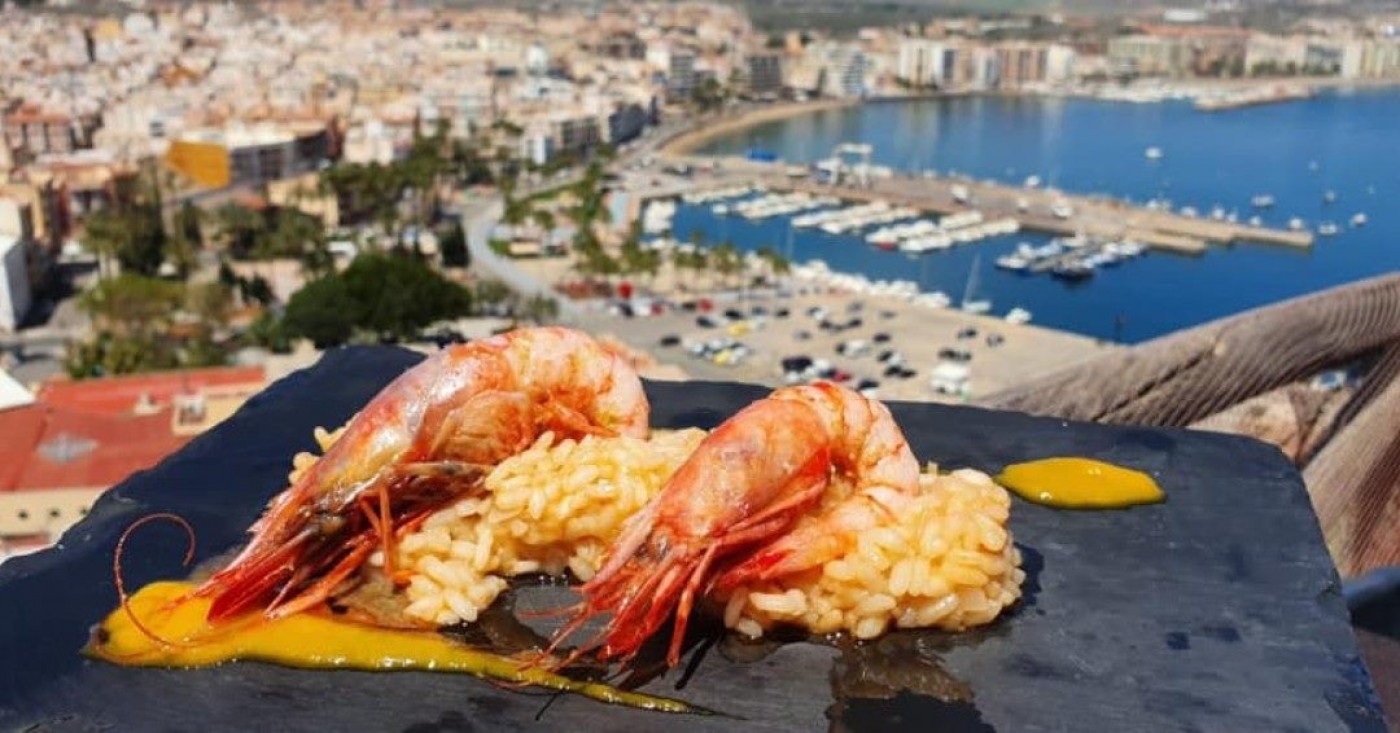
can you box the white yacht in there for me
[1144,146,1163,160]
[1351,213,1368,227]
[1250,195,1276,209]
[1005,307,1033,325]
[995,254,1029,271]
[1288,217,1306,232]
[1318,222,1340,237]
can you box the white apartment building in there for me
[815,43,867,98]
[0,237,31,333]
[897,39,949,87]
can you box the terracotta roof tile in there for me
[37,366,265,416]
[0,405,188,492]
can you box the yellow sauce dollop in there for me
[995,457,1164,509]
[86,581,698,714]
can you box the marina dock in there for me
[645,155,1314,254]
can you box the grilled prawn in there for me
[192,327,650,623]
[550,381,920,668]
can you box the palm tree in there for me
[81,208,130,279]
[713,242,742,291]
[531,208,556,233]
[755,246,791,286]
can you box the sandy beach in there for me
[659,99,858,157]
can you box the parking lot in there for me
[573,290,1117,404]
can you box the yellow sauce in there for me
[995,457,1164,509]
[86,581,698,714]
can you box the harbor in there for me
[611,90,1399,344]
[654,153,1315,254]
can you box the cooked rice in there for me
[288,422,1020,638]
[718,467,1023,640]
[391,429,707,626]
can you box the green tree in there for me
[282,275,357,349]
[692,77,727,113]
[214,202,266,258]
[66,273,233,377]
[450,140,495,186]
[340,253,472,341]
[80,274,184,333]
[756,246,791,283]
[164,200,204,278]
[531,208,556,232]
[268,208,332,275]
[283,253,474,347]
[712,242,743,289]
[439,221,470,269]
[522,294,559,324]
[81,199,166,278]
[474,279,514,313]
[245,311,292,353]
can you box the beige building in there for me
[1108,35,1188,76]
[1246,34,1309,75]
[1341,38,1400,79]
[267,173,340,229]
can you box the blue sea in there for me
[670,89,1400,343]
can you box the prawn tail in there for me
[199,532,307,622]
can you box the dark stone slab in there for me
[0,346,1387,732]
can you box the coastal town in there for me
[0,1,1399,728]
[1,0,1399,558]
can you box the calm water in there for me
[675,89,1400,342]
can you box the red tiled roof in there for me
[37,366,265,417]
[0,404,188,493]
[0,407,46,491]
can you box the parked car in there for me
[872,332,891,344]
[697,315,719,328]
[659,334,682,347]
[781,355,814,374]
[957,327,978,340]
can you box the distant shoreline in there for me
[659,98,859,157]
[660,79,1400,158]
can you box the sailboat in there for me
[960,254,992,315]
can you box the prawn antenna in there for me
[114,512,199,649]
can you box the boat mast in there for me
[962,253,981,308]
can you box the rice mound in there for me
[718,467,1023,641]
[288,425,1021,639]
[390,428,707,626]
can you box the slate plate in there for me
[0,347,1387,732]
